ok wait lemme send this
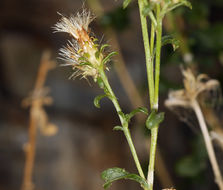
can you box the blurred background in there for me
[0,0,223,190]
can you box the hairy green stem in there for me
[154,5,162,109]
[99,69,147,183]
[138,1,163,189]
[138,0,154,108]
[150,23,155,56]
[147,5,163,190]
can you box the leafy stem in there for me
[154,4,162,109]
[148,4,163,190]
[138,1,163,189]
[150,22,155,56]
[138,0,154,108]
[99,68,147,185]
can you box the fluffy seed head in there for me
[53,10,108,80]
[53,10,94,41]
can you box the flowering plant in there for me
[54,0,193,189]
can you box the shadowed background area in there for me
[0,0,223,190]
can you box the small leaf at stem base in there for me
[146,110,165,130]
[126,107,149,122]
[94,94,107,108]
[101,167,149,189]
[113,126,123,131]
[162,35,180,51]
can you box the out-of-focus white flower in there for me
[165,68,221,111]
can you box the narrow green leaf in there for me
[161,0,192,17]
[97,77,104,89]
[83,52,90,58]
[113,126,123,131]
[102,52,118,65]
[79,62,92,66]
[123,0,132,9]
[180,0,192,9]
[117,111,125,119]
[78,56,87,62]
[101,167,149,189]
[127,107,149,122]
[146,110,165,130]
[162,35,180,51]
[94,94,107,108]
[166,0,192,14]
[95,51,100,59]
[137,107,149,114]
[142,3,154,16]
[100,44,110,53]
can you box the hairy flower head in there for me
[53,10,114,81]
[54,10,94,43]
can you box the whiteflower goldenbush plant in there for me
[54,0,192,189]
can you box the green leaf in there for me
[166,0,192,13]
[100,44,110,53]
[83,52,90,58]
[123,0,132,9]
[102,52,118,65]
[142,3,155,16]
[78,56,87,61]
[161,0,192,17]
[117,111,125,119]
[162,35,180,51]
[95,51,100,60]
[113,126,123,131]
[97,77,104,89]
[101,167,149,189]
[180,0,192,9]
[79,62,92,66]
[94,94,107,108]
[146,110,165,130]
[126,107,148,122]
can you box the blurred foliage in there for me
[175,135,207,178]
[100,6,130,31]
[175,135,209,190]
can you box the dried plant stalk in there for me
[21,51,55,190]
[165,68,223,190]
[191,100,223,190]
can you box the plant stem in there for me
[145,4,163,190]
[147,126,158,189]
[99,69,146,182]
[21,109,37,190]
[138,0,154,108]
[150,23,155,56]
[154,5,162,109]
[21,51,54,190]
[138,1,161,189]
[191,99,223,190]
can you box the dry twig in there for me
[21,51,56,190]
[165,68,223,190]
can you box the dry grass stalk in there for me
[165,68,223,190]
[21,51,56,190]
